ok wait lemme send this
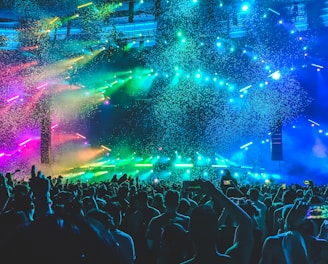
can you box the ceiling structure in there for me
[0,0,327,51]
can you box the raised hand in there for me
[285,200,309,231]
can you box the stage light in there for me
[36,83,48,90]
[76,133,87,139]
[7,95,19,103]
[77,2,93,9]
[271,71,281,80]
[19,138,32,147]
[135,164,153,167]
[0,153,4,158]
[240,141,253,149]
[239,85,252,93]
[241,3,250,12]
[196,73,201,79]
[268,8,280,16]
[308,119,320,126]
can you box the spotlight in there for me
[241,3,250,12]
[270,71,281,80]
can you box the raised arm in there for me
[196,180,253,264]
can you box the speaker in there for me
[271,124,283,161]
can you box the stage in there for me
[0,0,328,185]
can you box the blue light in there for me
[241,3,250,12]
[217,42,222,47]
[271,71,281,80]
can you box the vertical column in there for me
[40,97,51,164]
[155,0,161,20]
[128,0,134,23]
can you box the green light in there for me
[135,164,153,167]
[94,171,108,176]
[102,165,116,168]
[175,66,179,71]
[196,73,201,78]
[181,38,186,43]
[177,32,182,37]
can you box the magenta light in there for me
[19,138,32,146]
[51,124,58,129]
[7,95,19,103]
[0,153,4,157]
[36,83,48,89]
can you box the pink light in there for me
[7,95,19,103]
[75,133,86,139]
[0,153,4,157]
[51,124,58,129]
[36,83,48,89]
[19,138,32,146]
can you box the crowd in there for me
[1,165,328,264]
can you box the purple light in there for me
[7,95,19,103]
[0,153,4,158]
[19,138,32,146]
[36,83,48,90]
